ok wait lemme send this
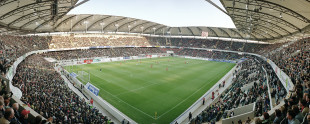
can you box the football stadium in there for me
[0,0,309,124]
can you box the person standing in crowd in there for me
[292,105,303,122]
[19,110,30,124]
[307,115,310,124]
[0,108,14,124]
[262,112,270,124]
[245,117,251,124]
[299,100,309,116]
[12,103,20,120]
[238,119,242,124]
[122,119,125,124]
[0,98,4,117]
[202,97,205,105]
[90,98,94,105]
[211,92,215,101]
[189,112,192,121]
[273,109,283,124]
[287,109,300,124]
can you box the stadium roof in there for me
[42,14,251,39]
[0,0,79,34]
[220,0,310,42]
[0,0,309,42]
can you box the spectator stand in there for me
[55,66,123,124]
[1,59,47,123]
[171,57,239,124]
[222,63,273,124]
[5,50,40,99]
[262,63,274,110]
[57,52,171,124]
[6,47,118,123]
[54,45,293,124]
[0,33,301,124]
[66,73,135,124]
[44,45,242,124]
[244,53,294,94]
[249,38,308,124]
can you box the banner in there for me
[70,72,78,78]
[84,59,93,64]
[123,56,130,59]
[90,46,98,49]
[201,31,208,37]
[267,58,293,92]
[146,55,152,58]
[85,82,100,96]
[93,57,101,62]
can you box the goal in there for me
[77,71,90,83]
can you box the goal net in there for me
[77,71,90,83]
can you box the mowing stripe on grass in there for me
[157,62,231,119]
[90,82,157,119]
[65,57,235,123]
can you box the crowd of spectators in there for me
[251,37,309,124]
[255,78,310,124]
[147,37,269,52]
[0,33,272,77]
[188,36,309,124]
[266,64,287,106]
[265,38,309,85]
[255,43,285,55]
[169,38,308,124]
[0,35,50,74]
[1,33,309,124]
[164,48,244,61]
[44,47,164,60]
[50,36,279,54]
[35,47,246,124]
[189,57,275,124]
[49,35,151,49]
[168,38,218,49]
[12,54,112,123]
[1,62,53,123]
[0,34,161,74]
[231,42,244,51]
[243,43,268,53]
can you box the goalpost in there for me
[78,71,90,83]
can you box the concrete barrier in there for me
[63,70,137,124]
[222,102,256,124]
[11,95,46,121]
[171,64,237,124]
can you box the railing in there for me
[262,66,273,110]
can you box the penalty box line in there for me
[89,73,157,120]
[87,60,232,120]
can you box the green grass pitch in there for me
[65,57,235,123]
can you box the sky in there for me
[68,0,235,28]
